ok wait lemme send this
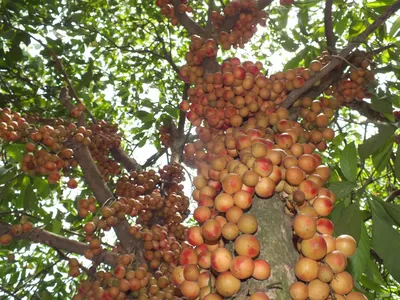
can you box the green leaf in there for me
[24,183,36,210]
[34,177,51,199]
[332,202,362,241]
[380,200,400,226]
[371,94,393,113]
[340,142,357,182]
[395,146,400,181]
[328,181,357,199]
[371,137,393,174]
[348,223,370,279]
[371,201,400,282]
[0,167,17,185]
[52,219,62,235]
[390,16,400,37]
[358,124,397,161]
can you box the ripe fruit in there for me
[293,214,317,239]
[234,234,260,258]
[211,248,232,273]
[300,234,327,260]
[230,255,254,279]
[252,259,271,280]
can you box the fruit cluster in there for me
[72,164,192,299]
[160,125,173,148]
[179,36,218,84]
[175,55,370,299]
[0,221,34,246]
[156,0,193,26]
[0,108,122,184]
[213,0,268,50]
[179,57,325,133]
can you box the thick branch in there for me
[58,90,140,253]
[324,0,337,52]
[110,147,143,172]
[281,0,400,109]
[170,84,190,163]
[72,145,140,253]
[206,0,215,32]
[0,222,118,267]
[171,0,206,36]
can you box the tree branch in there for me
[110,147,142,172]
[0,222,118,267]
[142,148,167,169]
[170,0,206,36]
[58,90,140,254]
[170,84,190,163]
[206,0,215,32]
[281,0,400,109]
[368,43,396,56]
[324,0,337,53]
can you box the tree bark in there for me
[244,194,298,299]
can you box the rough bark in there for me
[243,195,298,299]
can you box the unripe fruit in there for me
[216,271,241,297]
[289,282,308,300]
[330,271,354,295]
[335,234,357,257]
[237,214,258,234]
[294,256,318,282]
[307,279,330,300]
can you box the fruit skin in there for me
[215,271,241,297]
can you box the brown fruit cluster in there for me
[73,263,180,300]
[73,164,192,299]
[326,64,373,104]
[156,0,193,26]
[0,108,122,184]
[213,0,268,50]
[87,120,122,181]
[159,124,174,148]
[180,57,324,134]
[175,54,370,298]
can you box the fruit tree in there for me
[1,0,400,299]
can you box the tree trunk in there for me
[244,194,298,299]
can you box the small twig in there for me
[142,148,167,169]
[368,43,396,56]
[386,189,400,202]
[0,285,22,300]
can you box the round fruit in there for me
[289,282,308,300]
[216,271,241,297]
[335,234,357,257]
